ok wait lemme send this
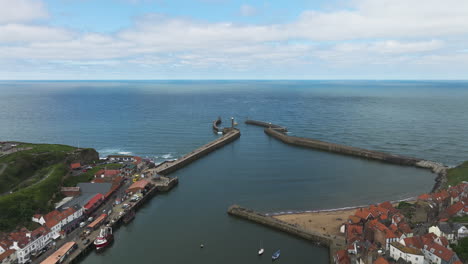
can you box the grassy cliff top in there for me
[446,161,468,187]
[0,142,99,231]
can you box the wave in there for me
[97,148,133,158]
[266,196,416,216]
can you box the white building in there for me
[422,242,460,264]
[389,242,424,264]
[7,227,52,264]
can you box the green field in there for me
[446,161,468,187]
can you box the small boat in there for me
[258,248,264,255]
[272,250,280,260]
[94,226,113,250]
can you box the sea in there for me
[1,80,467,263]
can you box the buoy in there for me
[200,244,204,248]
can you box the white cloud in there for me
[239,4,257,17]
[1,0,468,78]
[0,0,48,24]
[293,0,468,40]
[0,24,73,43]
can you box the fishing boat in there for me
[94,226,113,250]
[258,248,264,255]
[272,250,280,260]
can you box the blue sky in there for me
[0,0,468,79]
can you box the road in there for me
[32,179,132,264]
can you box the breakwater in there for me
[153,129,241,175]
[212,117,222,133]
[246,120,447,181]
[227,205,344,264]
[245,120,288,132]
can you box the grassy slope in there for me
[0,163,67,231]
[446,161,468,187]
[0,143,76,193]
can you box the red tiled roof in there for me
[367,219,397,239]
[346,224,363,239]
[94,169,120,177]
[84,193,104,210]
[0,249,16,261]
[70,163,81,169]
[373,256,389,264]
[133,156,142,164]
[433,190,450,202]
[0,239,12,249]
[444,201,464,217]
[127,179,150,192]
[418,193,431,200]
[425,242,455,262]
[438,236,449,247]
[45,218,59,229]
[403,236,424,249]
[422,233,437,244]
[335,249,350,264]
[355,208,372,220]
[33,214,42,219]
[398,221,412,234]
[348,215,361,224]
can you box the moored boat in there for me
[94,226,113,250]
[272,250,280,260]
[258,248,264,255]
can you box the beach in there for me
[273,209,355,237]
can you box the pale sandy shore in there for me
[273,209,355,237]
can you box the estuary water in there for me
[1,80,467,263]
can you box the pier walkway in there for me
[245,119,447,177]
[151,128,240,175]
[227,205,344,264]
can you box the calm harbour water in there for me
[1,80,467,263]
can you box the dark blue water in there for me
[1,80,467,264]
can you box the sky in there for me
[0,0,468,80]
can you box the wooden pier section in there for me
[152,128,241,175]
[227,205,344,264]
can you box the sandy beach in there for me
[273,209,356,237]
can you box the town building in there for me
[126,179,152,194]
[422,241,460,264]
[389,242,424,264]
[0,249,16,264]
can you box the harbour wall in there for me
[227,205,344,264]
[245,119,447,179]
[154,129,241,175]
[212,117,222,133]
[265,127,421,166]
[245,120,288,132]
[66,177,178,264]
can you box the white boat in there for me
[258,248,264,255]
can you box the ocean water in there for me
[1,80,467,264]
